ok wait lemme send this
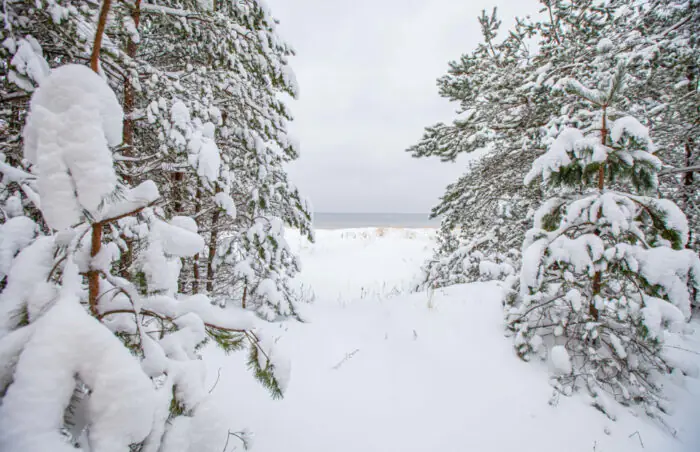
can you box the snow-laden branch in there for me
[140,3,198,18]
[659,165,700,176]
[0,161,34,182]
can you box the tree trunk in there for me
[169,171,187,292]
[193,254,201,294]
[206,207,221,294]
[116,0,142,280]
[590,107,608,321]
[121,0,142,177]
[88,0,112,315]
[191,185,203,294]
[90,0,112,73]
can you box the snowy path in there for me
[206,229,700,452]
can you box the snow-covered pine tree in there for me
[113,0,313,320]
[411,0,699,295]
[1,0,313,321]
[419,151,532,290]
[409,8,544,290]
[508,62,700,421]
[411,1,618,290]
[0,2,292,450]
[619,0,700,252]
[0,0,113,232]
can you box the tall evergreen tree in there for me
[411,0,699,294]
[509,62,699,421]
[620,0,700,251]
[409,8,545,290]
[0,0,304,449]
[112,0,313,319]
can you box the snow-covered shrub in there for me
[420,218,520,291]
[508,67,700,420]
[0,63,287,451]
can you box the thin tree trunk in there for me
[193,254,201,294]
[90,0,112,73]
[683,140,694,227]
[192,185,203,294]
[590,107,608,321]
[206,207,221,294]
[121,0,142,179]
[684,139,697,305]
[88,0,112,315]
[89,223,103,316]
[117,0,142,279]
[169,171,187,292]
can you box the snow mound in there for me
[23,64,122,230]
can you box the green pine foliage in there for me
[410,0,700,422]
[247,343,284,400]
[510,64,700,420]
[411,0,699,294]
[0,1,301,449]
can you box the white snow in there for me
[203,227,700,452]
[285,228,436,301]
[189,131,221,183]
[101,180,160,221]
[0,216,37,281]
[8,37,50,91]
[214,192,237,218]
[596,38,614,53]
[0,236,55,335]
[550,345,573,374]
[23,64,122,230]
[0,294,155,452]
[611,116,655,152]
[525,128,579,185]
[614,243,698,318]
[153,217,205,257]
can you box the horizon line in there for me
[314,211,436,215]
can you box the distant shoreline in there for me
[312,212,439,229]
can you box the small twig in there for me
[222,429,233,452]
[331,349,360,370]
[209,367,222,394]
[663,345,700,356]
[659,165,700,176]
[223,429,249,452]
[629,431,644,448]
[46,254,67,282]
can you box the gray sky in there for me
[267,0,537,213]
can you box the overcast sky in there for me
[266,0,537,213]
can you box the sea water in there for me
[312,212,439,229]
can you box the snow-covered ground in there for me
[286,228,436,303]
[206,228,700,452]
